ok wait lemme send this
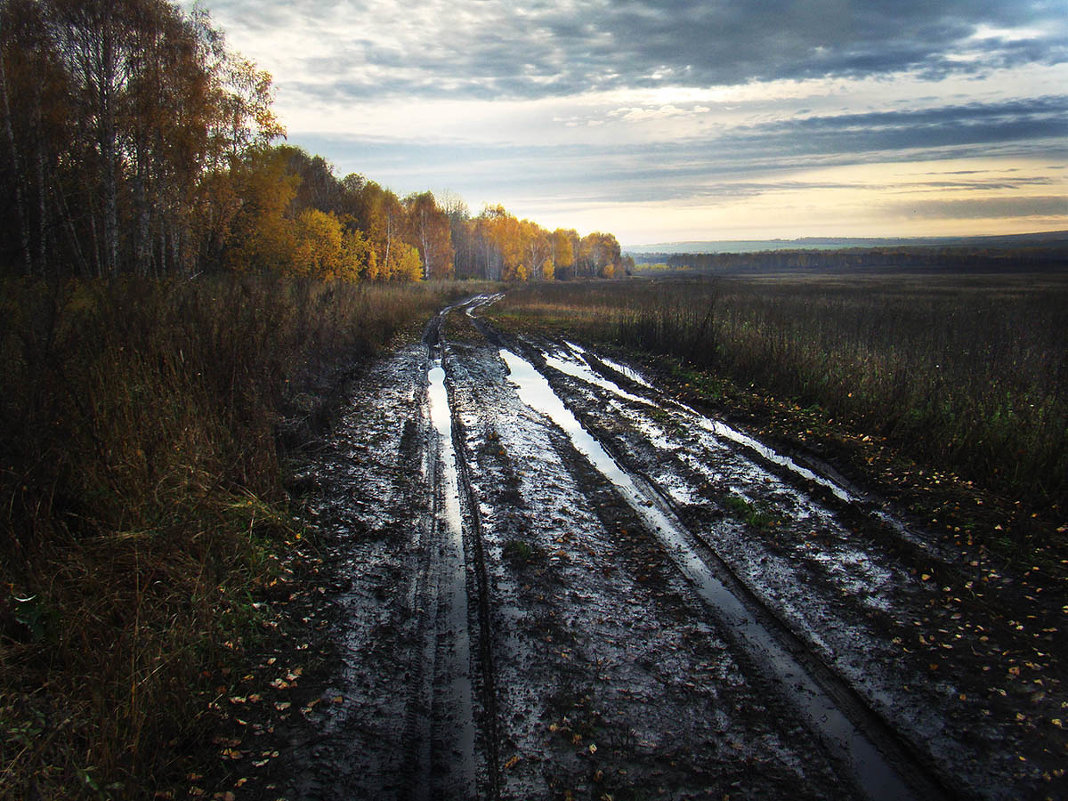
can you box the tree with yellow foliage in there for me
[224,147,299,273]
[292,209,343,279]
[340,222,377,281]
[551,228,577,277]
[404,191,454,280]
[389,243,423,282]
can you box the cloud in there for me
[888,195,1068,220]
[191,0,1068,102]
[293,93,1068,208]
[725,96,1068,159]
[178,0,1068,242]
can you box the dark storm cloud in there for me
[204,0,1068,100]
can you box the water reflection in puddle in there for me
[544,344,852,503]
[426,359,477,795]
[500,347,915,801]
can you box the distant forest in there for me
[0,0,628,281]
[633,245,1068,274]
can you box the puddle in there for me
[544,349,652,407]
[500,347,917,801]
[564,341,655,389]
[540,343,854,504]
[691,413,854,503]
[426,359,478,795]
[549,344,951,561]
[465,293,504,317]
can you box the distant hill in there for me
[624,230,1068,256]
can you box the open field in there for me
[491,273,1068,515]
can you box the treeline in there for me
[0,0,626,281]
[640,247,1068,273]
[215,148,632,282]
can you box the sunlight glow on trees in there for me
[0,0,626,282]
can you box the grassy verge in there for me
[490,274,1066,559]
[0,275,465,798]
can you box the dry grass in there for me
[0,275,464,798]
[493,274,1068,508]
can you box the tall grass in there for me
[495,275,1067,506]
[0,275,462,798]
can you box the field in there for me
[491,272,1068,513]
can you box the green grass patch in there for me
[722,494,781,529]
[503,538,544,566]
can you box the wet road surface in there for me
[281,296,1065,801]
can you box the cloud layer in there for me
[208,0,1067,100]
[186,0,1068,242]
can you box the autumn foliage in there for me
[0,0,626,283]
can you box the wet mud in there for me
[270,297,1064,801]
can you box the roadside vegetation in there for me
[0,275,470,798]
[491,274,1067,535]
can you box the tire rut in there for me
[443,310,853,799]
[465,309,955,801]
[413,302,502,800]
[283,296,1051,800]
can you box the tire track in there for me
[496,343,952,801]
[516,336,991,797]
[441,310,503,801]
[443,311,852,798]
[407,302,500,800]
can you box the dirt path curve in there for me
[276,296,1063,801]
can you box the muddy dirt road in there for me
[278,296,1064,800]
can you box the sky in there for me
[183,0,1068,246]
